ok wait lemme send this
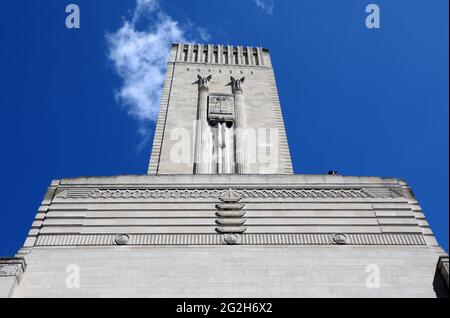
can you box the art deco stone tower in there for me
[148,44,293,175]
[0,44,448,298]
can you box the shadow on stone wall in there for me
[433,267,449,298]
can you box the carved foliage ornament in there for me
[197,74,212,90]
[230,76,245,92]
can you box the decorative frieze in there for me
[35,233,426,247]
[55,187,404,200]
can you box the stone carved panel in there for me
[208,94,234,122]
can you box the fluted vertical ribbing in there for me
[217,122,224,173]
[234,89,247,174]
[194,87,211,174]
[224,124,233,174]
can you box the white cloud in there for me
[195,26,211,42]
[253,0,275,15]
[106,0,207,138]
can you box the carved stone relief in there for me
[208,94,235,123]
[56,187,404,199]
[197,74,212,90]
[230,76,245,93]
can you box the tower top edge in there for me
[168,43,272,67]
[171,43,270,52]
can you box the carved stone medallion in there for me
[115,234,130,245]
[224,234,240,245]
[332,233,349,245]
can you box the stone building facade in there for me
[1,44,448,298]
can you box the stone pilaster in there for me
[194,75,212,174]
[231,77,247,174]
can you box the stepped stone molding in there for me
[216,226,248,234]
[216,203,246,210]
[216,211,246,218]
[0,258,26,282]
[216,219,246,226]
[215,193,247,234]
[34,233,426,247]
[55,187,404,200]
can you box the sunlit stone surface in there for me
[1,44,448,298]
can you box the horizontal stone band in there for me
[34,233,425,247]
[55,187,404,200]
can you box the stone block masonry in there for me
[1,43,447,298]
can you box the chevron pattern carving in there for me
[55,187,404,199]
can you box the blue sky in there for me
[0,0,448,255]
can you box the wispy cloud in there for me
[253,0,275,15]
[106,0,207,140]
